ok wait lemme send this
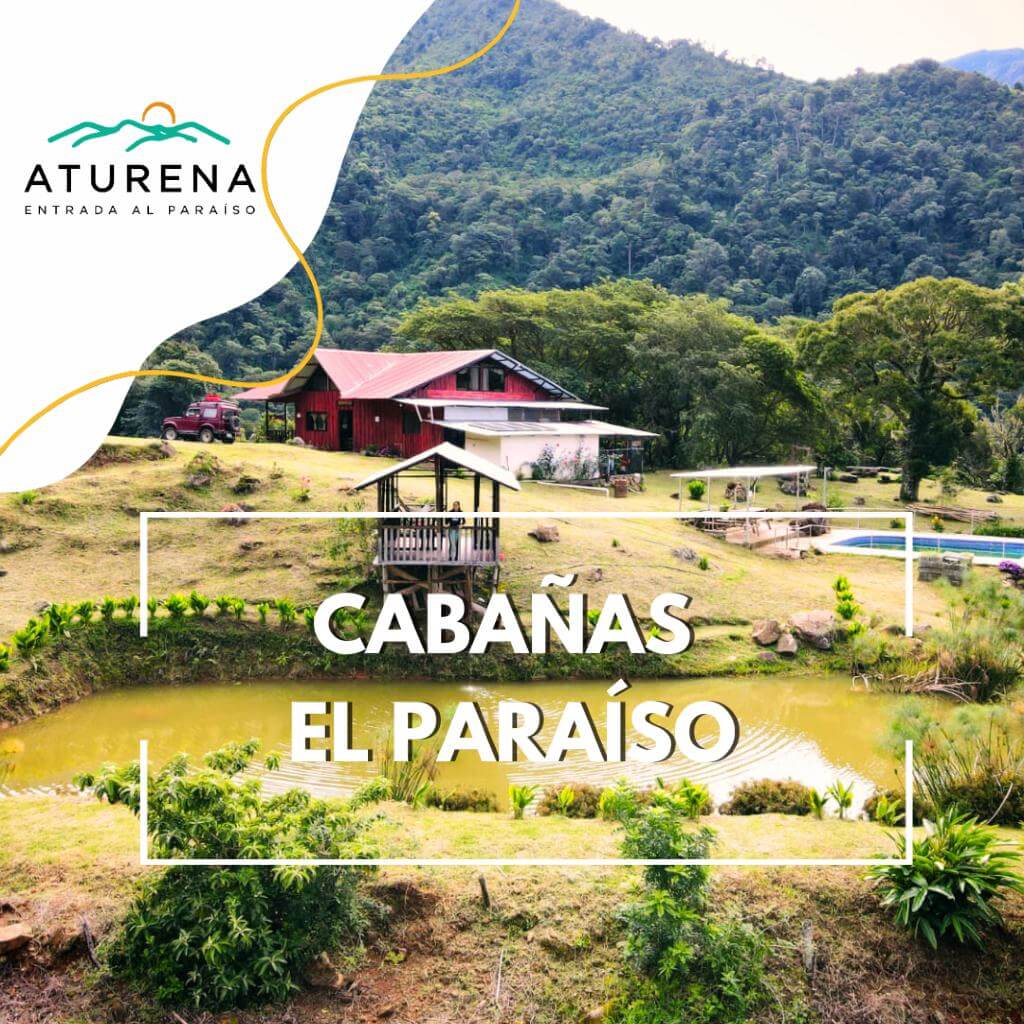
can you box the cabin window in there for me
[402,409,421,435]
[305,411,327,432]
[456,364,506,392]
[186,405,200,418]
[202,407,218,419]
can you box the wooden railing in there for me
[377,518,498,565]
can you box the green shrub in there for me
[15,490,38,506]
[0,643,10,672]
[256,601,271,625]
[303,606,317,632]
[214,595,234,617]
[119,595,139,619]
[867,810,1024,949]
[426,787,498,812]
[509,783,537,819]
[146,596,159,618]
[687,479,707,501]
[613,808,767,1023]
[719,779,812,816]
[99,596,118,622]
[188,590,211,616]
[599,779,651,823]
[537,781,602,818]
[74,740,375,1009]
[231,597,246,621]
[976,521,1024,538]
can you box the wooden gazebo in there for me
[352,442,520,607]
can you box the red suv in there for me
[161,395,241,444]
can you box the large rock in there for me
[529,523,561,543]
[751,619,782,646]
[0,922,33,954]
[789,611,836,650]
[776,633,799,656]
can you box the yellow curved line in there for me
[0,1,520,462]
[142,100,177,125]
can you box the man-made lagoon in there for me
[0,676,932,810]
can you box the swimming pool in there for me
[825,532,1024,562]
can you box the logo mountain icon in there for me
[48,101,230,152]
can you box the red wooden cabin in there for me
[234,348,654,475]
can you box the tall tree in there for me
[799,277,1024,500]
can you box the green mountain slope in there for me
[945,48,1024,87]
[154,0,1024,382]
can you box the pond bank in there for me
[0,618,835,726]
[2,795,1023,1024]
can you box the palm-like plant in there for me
[231,598,246,622]
[872,794,902,826]
[45,602,75,637]
[0,642,11,672]
[73,600,96,623]
[256,602,271,626]
[119,595,139,619]
[867,811,1024,948]
[826,779,855,820]
[99,596,118,622]
[146,596,159,619]
[188,591,211,616]
[508,783,537,820]
[214,595,234,617]
[12,619,47,656]
[556,785,576,816]
[808,789,827,820]
[162,594,189,621]
[275,598,297,627]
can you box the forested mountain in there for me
[137,0,1024,386]
[945,49,1024,87]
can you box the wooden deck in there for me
[376,521,498,566]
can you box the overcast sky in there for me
[557,0,1024,81]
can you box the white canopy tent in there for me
[671,464,818,513]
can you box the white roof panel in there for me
[352,442,521,492]
[671,464,816,479]
[447,419,658,439]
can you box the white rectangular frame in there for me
[136,508,916,867]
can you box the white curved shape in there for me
[0,0,434,491]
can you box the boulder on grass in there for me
[789,610,836,650]
[987,493,1003,503]
[529,523,560,543]
[751,619,782,646]
[776,633,799,656]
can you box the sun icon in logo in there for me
[141,100,177,126]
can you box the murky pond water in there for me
[1,676,933,808]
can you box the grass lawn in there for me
[2,795,1023,1024]
[0,437,971,641]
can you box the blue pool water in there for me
[834,534,1024,559]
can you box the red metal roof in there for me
[234,348,578,403]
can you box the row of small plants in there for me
[381,774,895,823]
[0,592,361,672]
